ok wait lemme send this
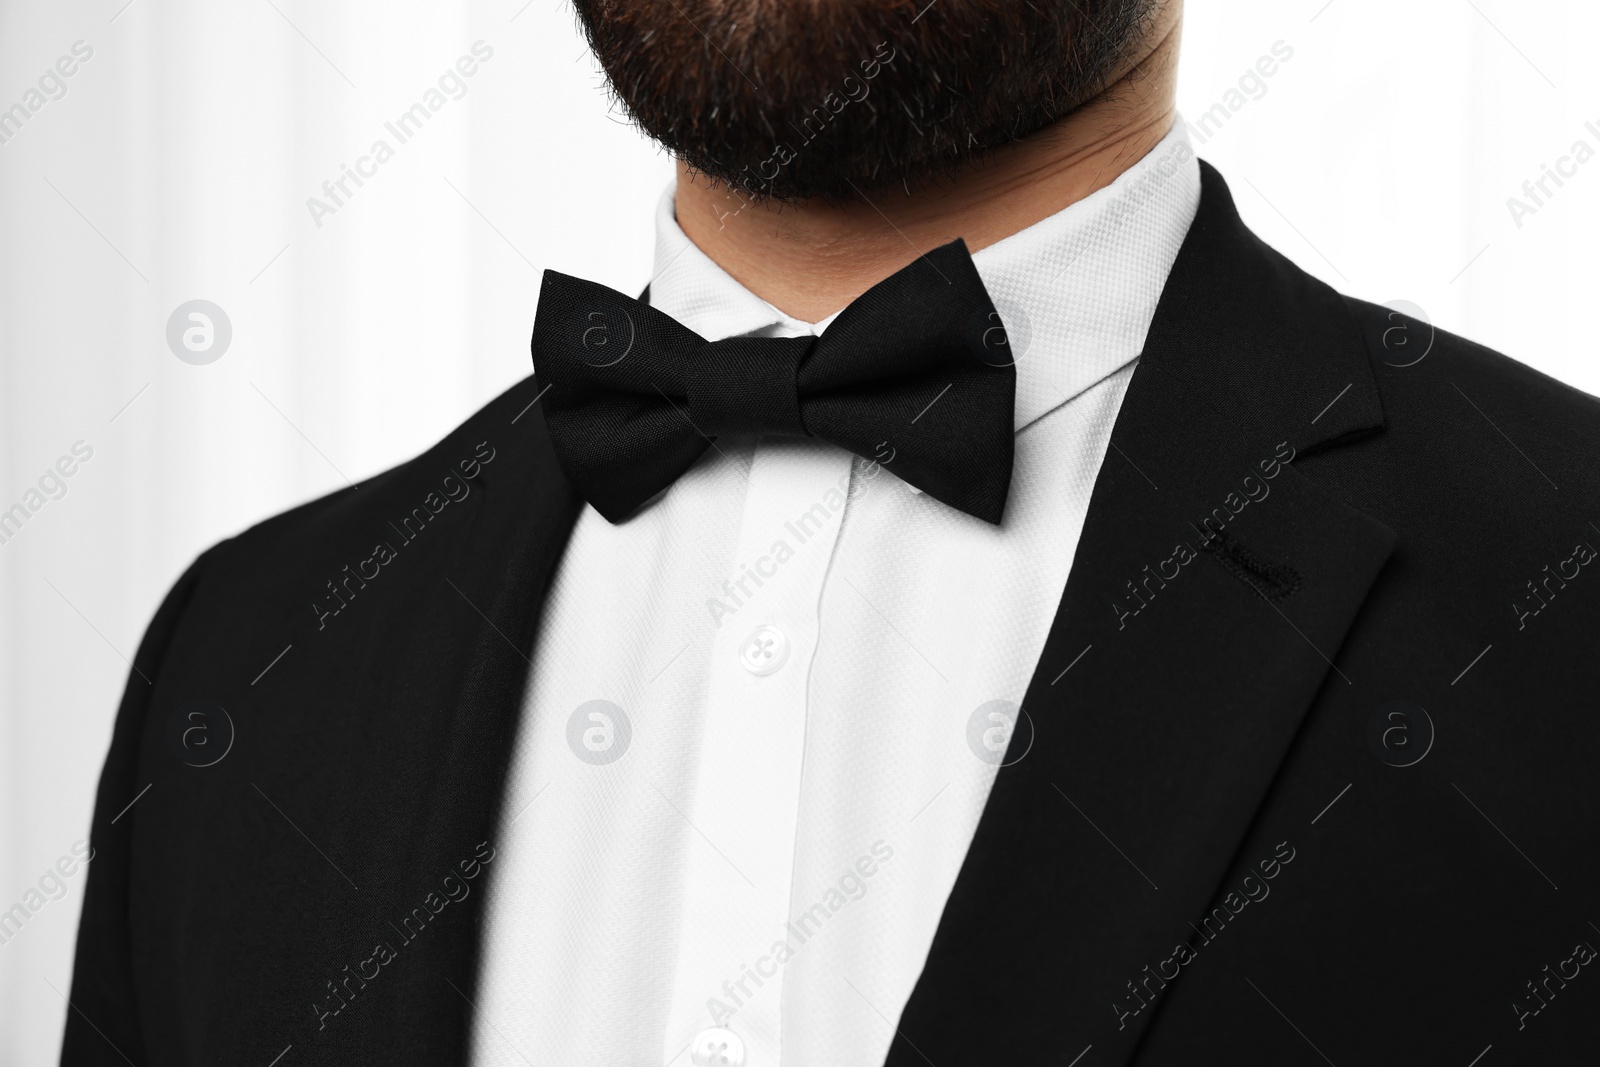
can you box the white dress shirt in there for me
[472,122,1200,1067]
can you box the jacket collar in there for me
[1139,161,1385,455]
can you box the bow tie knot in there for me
[532,238,1017,524]
[686,335,811,438]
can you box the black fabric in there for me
[62,163,1600,1066]
[531,237,1016,524]
[685,334,809,437]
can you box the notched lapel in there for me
[889,163,1398,1066]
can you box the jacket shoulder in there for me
[1339,294,1600,497]
[1345,294,1600,413]
[222,373,550,557]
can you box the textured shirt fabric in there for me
[471,122,1201,1067]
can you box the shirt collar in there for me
[647,119,1201,433]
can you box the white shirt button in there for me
[689,1027,746,1067]
[738,624,788,675]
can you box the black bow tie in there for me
[530,238,1016,524]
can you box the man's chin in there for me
[575,0,1160,202]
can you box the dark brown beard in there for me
[573,0,1158,204]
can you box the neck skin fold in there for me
[672,5,1183,324]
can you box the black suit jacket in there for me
[64,163,1600,1065]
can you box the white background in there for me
[0,0,1594,1060]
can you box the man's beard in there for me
[573,0,1158,204]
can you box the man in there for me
[64,0,1600,1063]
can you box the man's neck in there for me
[673,15,1182,324]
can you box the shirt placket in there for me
[661,435,853,1067]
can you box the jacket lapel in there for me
[888,162,1396,1065]
[360,400,584,1058]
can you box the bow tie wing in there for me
[531,270,713,522]
[798,240,1017,524]
[532,241,1018,527]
